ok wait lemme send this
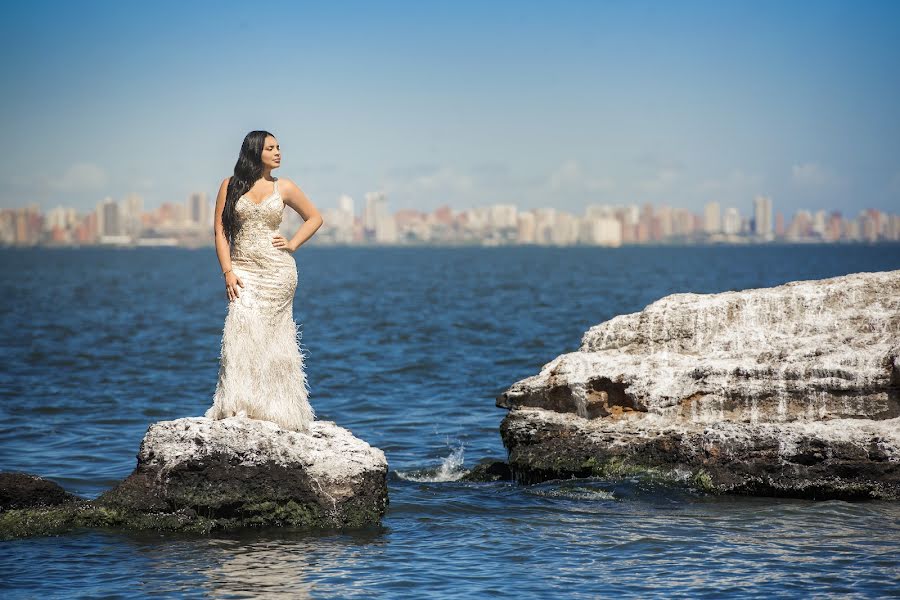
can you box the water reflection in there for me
[113,527,388,598]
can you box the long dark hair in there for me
[222,130,275,246]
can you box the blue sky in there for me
[2,0,899,216]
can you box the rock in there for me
[460,459,512,482]
[1,417,389,539]
[496,270,900,499]
[0,472,81,511]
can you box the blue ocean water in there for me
[1,244,899,598]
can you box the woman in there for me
[204,130,324,432]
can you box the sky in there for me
[1,0,899,217]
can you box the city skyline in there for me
[2,1,899,217]
[5,189,898,248]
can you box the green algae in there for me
[0,495,387,541]
[691,469,715,492]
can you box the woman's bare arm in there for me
[279,177,325,251]
[214,177,232,274]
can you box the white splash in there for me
[396,444,468,482]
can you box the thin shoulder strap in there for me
[273,176,279,193]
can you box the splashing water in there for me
[526,485,618,502]
[396,443,468,482]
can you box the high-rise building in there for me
[97,197,119,237]
[787,210,812,240]
[656,205,673,240]
[826,212,842,242]
[366,191,396,243]
[580,217,622,247]
[753,195,773,239]
[517,211,536,244]
[122,193,144,238]
[551,212,578,245]
[703,202,721,234]
[338,194,354,217]
[321,194,355,244]
[812,210,826,239]
[364,191,385,239]
[775,212,785,237]
[489,204,517,229]
[533,208,556,245]
[888,215,900,242]
[671,208,694,237]
[45,205,77,232]
[723,207,741,235]
[187,191,209,228]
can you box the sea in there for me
[2,244,899,599]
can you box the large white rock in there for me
[500,270,899,422]
[497,270,900,499]
[1,417,389,539]
[97,416,389,528]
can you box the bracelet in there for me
[222,269,232,277]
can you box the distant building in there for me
[338,194,354,216]
[723,207,741,236]
[775,212,785,237]
[812,210,827,239]
[321,194,355,244]
[703,202,721,234]
[672,208,694,238]
[489,204,517,229]
[123,193,144,239]
[551,212,578,245]
[364,191,387,241]
[366,191,396,243]
[753,195,773,240]
[533,208,556,245]
[656,205,673,239]
[580,217,622,247]
[517,211,536,243]
[97,197,119,237]
[187,192,209,228]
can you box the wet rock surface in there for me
[497,270,900,499]
[460,459,512,482]
[0,472,82,511]
[1,417,389,539]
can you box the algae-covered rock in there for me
[460,459,512,482]
[1,416,389,540]
[0,472,81,511]
[496,270,900,499]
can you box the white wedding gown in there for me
[205,176,315,432]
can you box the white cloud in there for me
[43,163,109,193]
[546,160,614,193]
[635,167,679,194]
[696,169,763,196]
[380,160,615,210]
[383,164,474,196]
[791,162,839,188]
[6,163,109,202]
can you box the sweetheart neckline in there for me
[239,191,281,208]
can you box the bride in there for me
[205,130,323,432]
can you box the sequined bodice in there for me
[231,177,291,265]
[237,178,284,231]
